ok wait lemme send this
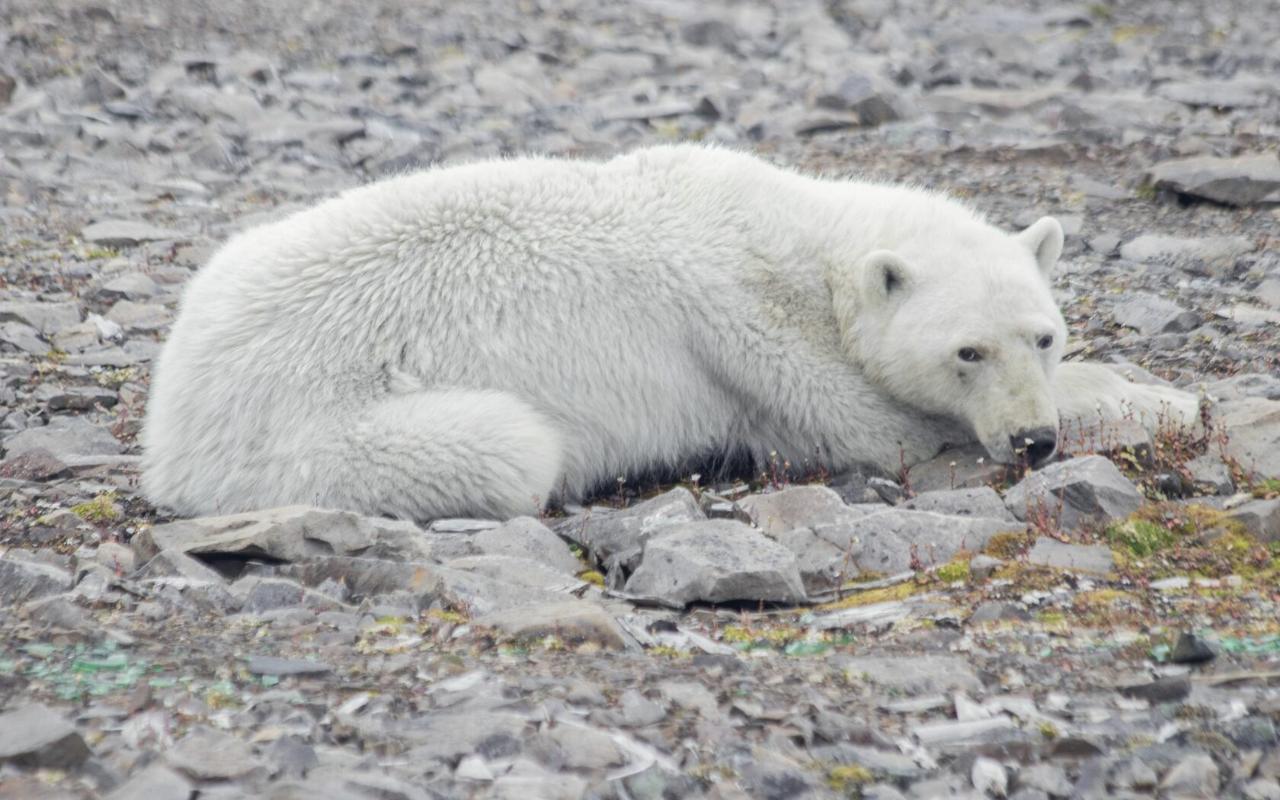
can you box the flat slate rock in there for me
[1026,536,1115,575]
[165,727,261,780]
[82,219,187,246]
[103,764,194,800]
[133,505,434,563]
[0,556,74,605]
[1145,153,1280,206]
[624,519,806,605]
[737,485,867,535]
[1216,398,1280,480]
[2,415,123,460]
[901,487,1016,520]
[475,599,627,649]
[817,509,1018,575]
[472,516,582,576]
[0,704,91,769]
[246,655,334,676]
[558,487,704,563]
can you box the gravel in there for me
[2,0,1279,797]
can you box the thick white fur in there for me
[143,145,1199,520]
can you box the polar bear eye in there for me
[958,347,983,363]
[1037,335,1054,350]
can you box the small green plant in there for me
[1107,518,1175,557]
[83,247,119,260]
[72,492,122,524]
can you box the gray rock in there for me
[907,444,1012,492]
[1111,293,1200,335]
[625,520,805,605]
[738,485,867,535]
[231,575,344,613]
[1119,675,1192,703]
[902,487,1016,520]
[166,727,261,780]
[94,272,159,301]
[776,525,855,591]
[0,704,91,769]
[1217,399,1280,479]
[1159,753,1219,798]
[396,712,527,764]
[104,764,194,800]
[1244,779,1280,800]
[1026,537,1114,574]
[246,655,333,676]
[542,723,626,770]
[1017,763,1072,798]
[0,448,70,481]
[1185,454,1234,495]
[474,599,627,649]
[473,516,581,575]
[1206,373,1280,402]
[971,756,1008,798]
[0,301,81,334]
[1157,77,1273,109]
[1228,498,1280,543]
[619,689,666,727]
[912,716,1018,747]
[1119,234,1254,275]
[1058,417,1154,466]
[105,300,172,331]
[0,555,74,605]
[446,554,585,594]
[819,509,1018,575]
[1146,153,1280,206]
[82,219,187,246]
[1003,455,1143,529]
[1170,632,1216,664]
[557,487,703,563]
[969,554,1004,580]
[0,321,50,354]
[133,506,434,563]
[813,74,901,126]
[840,655,982,693]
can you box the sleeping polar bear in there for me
[142,145,1198,521]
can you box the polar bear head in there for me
[832,216,1068,466]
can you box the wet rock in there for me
[472,516,581,575]
[104,764,194,800]
[0,555,74,605]
[1025,537,1114,575]
[1169,632,1215,665]
[557,487,703,564]
[166,726,261,780]
[1003,455,1143,529]
[81,220,187,247]
[1146,153,1280,206]
[475,599,627,649]
[1159,753,1219,798]
[625,520,805,605]
[133,506,434,563]
[1111,293,1200,335]
[1217,399,1280,479]
[0,704,91,769]
[902,487,1016,520]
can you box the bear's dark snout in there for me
[1011,427,1057,467]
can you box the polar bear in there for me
[142,145,1197,521]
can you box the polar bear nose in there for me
[1011,427,1057,466]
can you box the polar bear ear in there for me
[1017,217,1064,279]
[859,250,916,309]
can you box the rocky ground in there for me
[2,0,1280,798]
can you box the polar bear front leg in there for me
[1052,361,1203,434]
[332,388,563,521]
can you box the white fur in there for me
[143,145,1198,520]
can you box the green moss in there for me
[983,531,1033,559]
[578,570,605,587]
[818,581,920,611]
[1107,519,1175,557]
[83,246,119,260]
[935,557,971,583]
[827,765,874,794]
[72,492,122,524]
